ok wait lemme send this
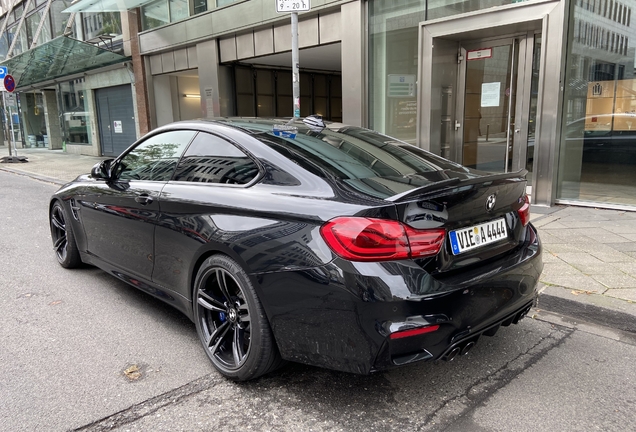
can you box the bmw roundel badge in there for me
[485,194,497,212]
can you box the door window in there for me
[116,130,196,181]
[173,133,259,184]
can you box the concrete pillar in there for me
[153,75,175,127]
[341,1,364,127]
[42,90,62,150]
[196,39,221,118]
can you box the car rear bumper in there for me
[255,223,543,374]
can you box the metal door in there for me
[95,85,136,157]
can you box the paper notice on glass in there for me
[481,82,501,107]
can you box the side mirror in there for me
[91,159,113,180]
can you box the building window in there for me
[557,3,636,208]
[141,0,196,30]
[83,12,122,42]
[58,79,91,145]
[26,8,52,47]
[50,0,80,39]
[169,0,189,22]
[217,0,240,7]
[192,0,207,15]
[142,0,170,30]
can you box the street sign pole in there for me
[2,91,11,157]
[277,1,310,119]
[291,11,300,118]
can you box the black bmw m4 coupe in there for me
[49,117,542,381]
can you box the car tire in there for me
[193,255,284,381]
[50,201,82,269]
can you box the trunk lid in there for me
[386,170,529,274]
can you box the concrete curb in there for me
[0,165,66,186]
[539,285,636,334]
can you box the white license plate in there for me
[449,218,508,255]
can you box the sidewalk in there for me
[532,206,636,332]
[2,146,636,332]
[0,146,106,184]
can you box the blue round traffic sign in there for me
[4,74,15,92]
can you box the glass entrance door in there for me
[457,36,535,173]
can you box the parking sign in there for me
[4,74,15,92]
[276,0,310,12]
[0,66,7,79]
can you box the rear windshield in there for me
[215,120,475,198]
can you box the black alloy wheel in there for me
[193,255,283,381]
[50,202,81,269]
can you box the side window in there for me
[117,130,196,181]
[173,133,259,184]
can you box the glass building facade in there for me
[557,0,636,208]
[368,0,636,210]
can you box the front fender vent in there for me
[70,199,80,221]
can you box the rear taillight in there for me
[319,217,446,262]
[517,195,531,227]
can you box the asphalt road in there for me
[1,170,635,432]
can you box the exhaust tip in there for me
[444,347,461,362]
[460,341,475,356]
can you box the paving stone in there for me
[553,220,606,229]
[539,274,606,292]
[603,212,636,221]
[560,209,612,222]
[605,242,636,252]
[541,252,561,263]
[572,263,620,275]
[537,221,569,230]
[589,209,631,219]
[565,227,616,238]
[589,250,634,263]
[604,289,636,302]
[553,252,605,266]
[575,243,617,254]
[542,243,584,253]
[611,262,636,278]
[620,233,636,241]
[590,273,636,289]
[547,232,600,244]
[541,262,583,277]
[531,214,563,228]
[602,224,636,234]
[535,231,564,245]
[584,232,631,244]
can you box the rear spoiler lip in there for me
[385,169,528,203]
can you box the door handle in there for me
[135,194,153,205]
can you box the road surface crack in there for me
[72,374,220,431]
[419,325,574,432]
